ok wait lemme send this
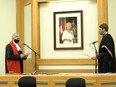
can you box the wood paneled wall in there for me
[97,0,108,42]
[16,0,108,73]
[37,59,96,73]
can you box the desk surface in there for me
[0,73,116,87]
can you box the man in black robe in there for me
[92,23,116,73]
[5,33,28,73]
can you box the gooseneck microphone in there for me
[22,42,40,56]
[22,42,26,45]
[89,40,98,73]
[22,42,40,74]
[89,41,98,45]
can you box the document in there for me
[24,51,32,57]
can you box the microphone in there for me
[22,42,32,50]
[22,42,40,56]
[22,42,26,45]
[89,41,98,45]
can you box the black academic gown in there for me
[5,44,26,73]
[97,33,116,73]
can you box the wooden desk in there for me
[0,73,116,87]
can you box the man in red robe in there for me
[5,33,27,73]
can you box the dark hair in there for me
[99,23,109,32]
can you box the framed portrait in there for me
[54,10,83,50]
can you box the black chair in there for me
[65,78,86,87]
[18,76,36,87]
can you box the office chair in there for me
[65,78,86,87]
[18,76,36,87]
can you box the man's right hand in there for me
[91,56,96,60]
[20,54,25,58]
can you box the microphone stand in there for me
[23,43,40,74]
[93,43,98,73]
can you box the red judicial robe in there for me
[5,41,26,73]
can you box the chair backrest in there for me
[18,76,36,87]
[65,78,86,87]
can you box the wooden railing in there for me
[36,59,96,73]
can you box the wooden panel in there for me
[17,0,34,73]
[37,59,95,65]
[37,0,80,2]
[98,0,108,24]
[100,81,116,87]
[36,80,49,87]
[0,74,116,87]
[37,0,55,2]
[53,80,95,87]
[97,74,116,87]
[23,58,35,73]
[38,69,95,73]
[31,0,40,72]
[97,0,108,43]
[16,0,24,46]
[0,81,9,87]
[36,59,95,73]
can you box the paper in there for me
[83,53,92,58]
[24,51,31,57]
